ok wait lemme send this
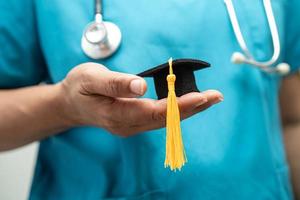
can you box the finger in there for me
[80,63,147,98]
[141,90,223,129]
[180,90,223,120]
[109,92,208,127]
[143,90,223,122]
[109,90,223,136]
[119,93,209,135]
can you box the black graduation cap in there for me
[137,59,210,99]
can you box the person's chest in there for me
[35,0,287,98]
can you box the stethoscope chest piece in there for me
[81,17,122,59]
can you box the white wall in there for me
[0,143,38,200]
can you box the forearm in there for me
[0,84,72,151]
[280,73,300,199]
[0,63,223,151]
[283,123,300,199]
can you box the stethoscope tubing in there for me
[224,0,289,74]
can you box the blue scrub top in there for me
[1,0,300,199]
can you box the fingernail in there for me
[213,96,224,104]
[130,79,143,95]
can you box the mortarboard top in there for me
[137,59,210,99]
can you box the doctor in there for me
[0,0,300,200]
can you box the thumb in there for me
[81,63,147,98]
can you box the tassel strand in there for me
[164,58,187,171]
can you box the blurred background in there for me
[0,143,38,200]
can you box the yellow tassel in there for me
[164,58,187,171]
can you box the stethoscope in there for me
[224,0,290,75]
[81,0,290,75]
[81,0,121,59]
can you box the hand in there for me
[60,62,223,137]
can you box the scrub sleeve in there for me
[0,1,48,88]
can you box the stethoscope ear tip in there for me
[231,51,291,75]
[231,52,246,64]
[276,63,290,75]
